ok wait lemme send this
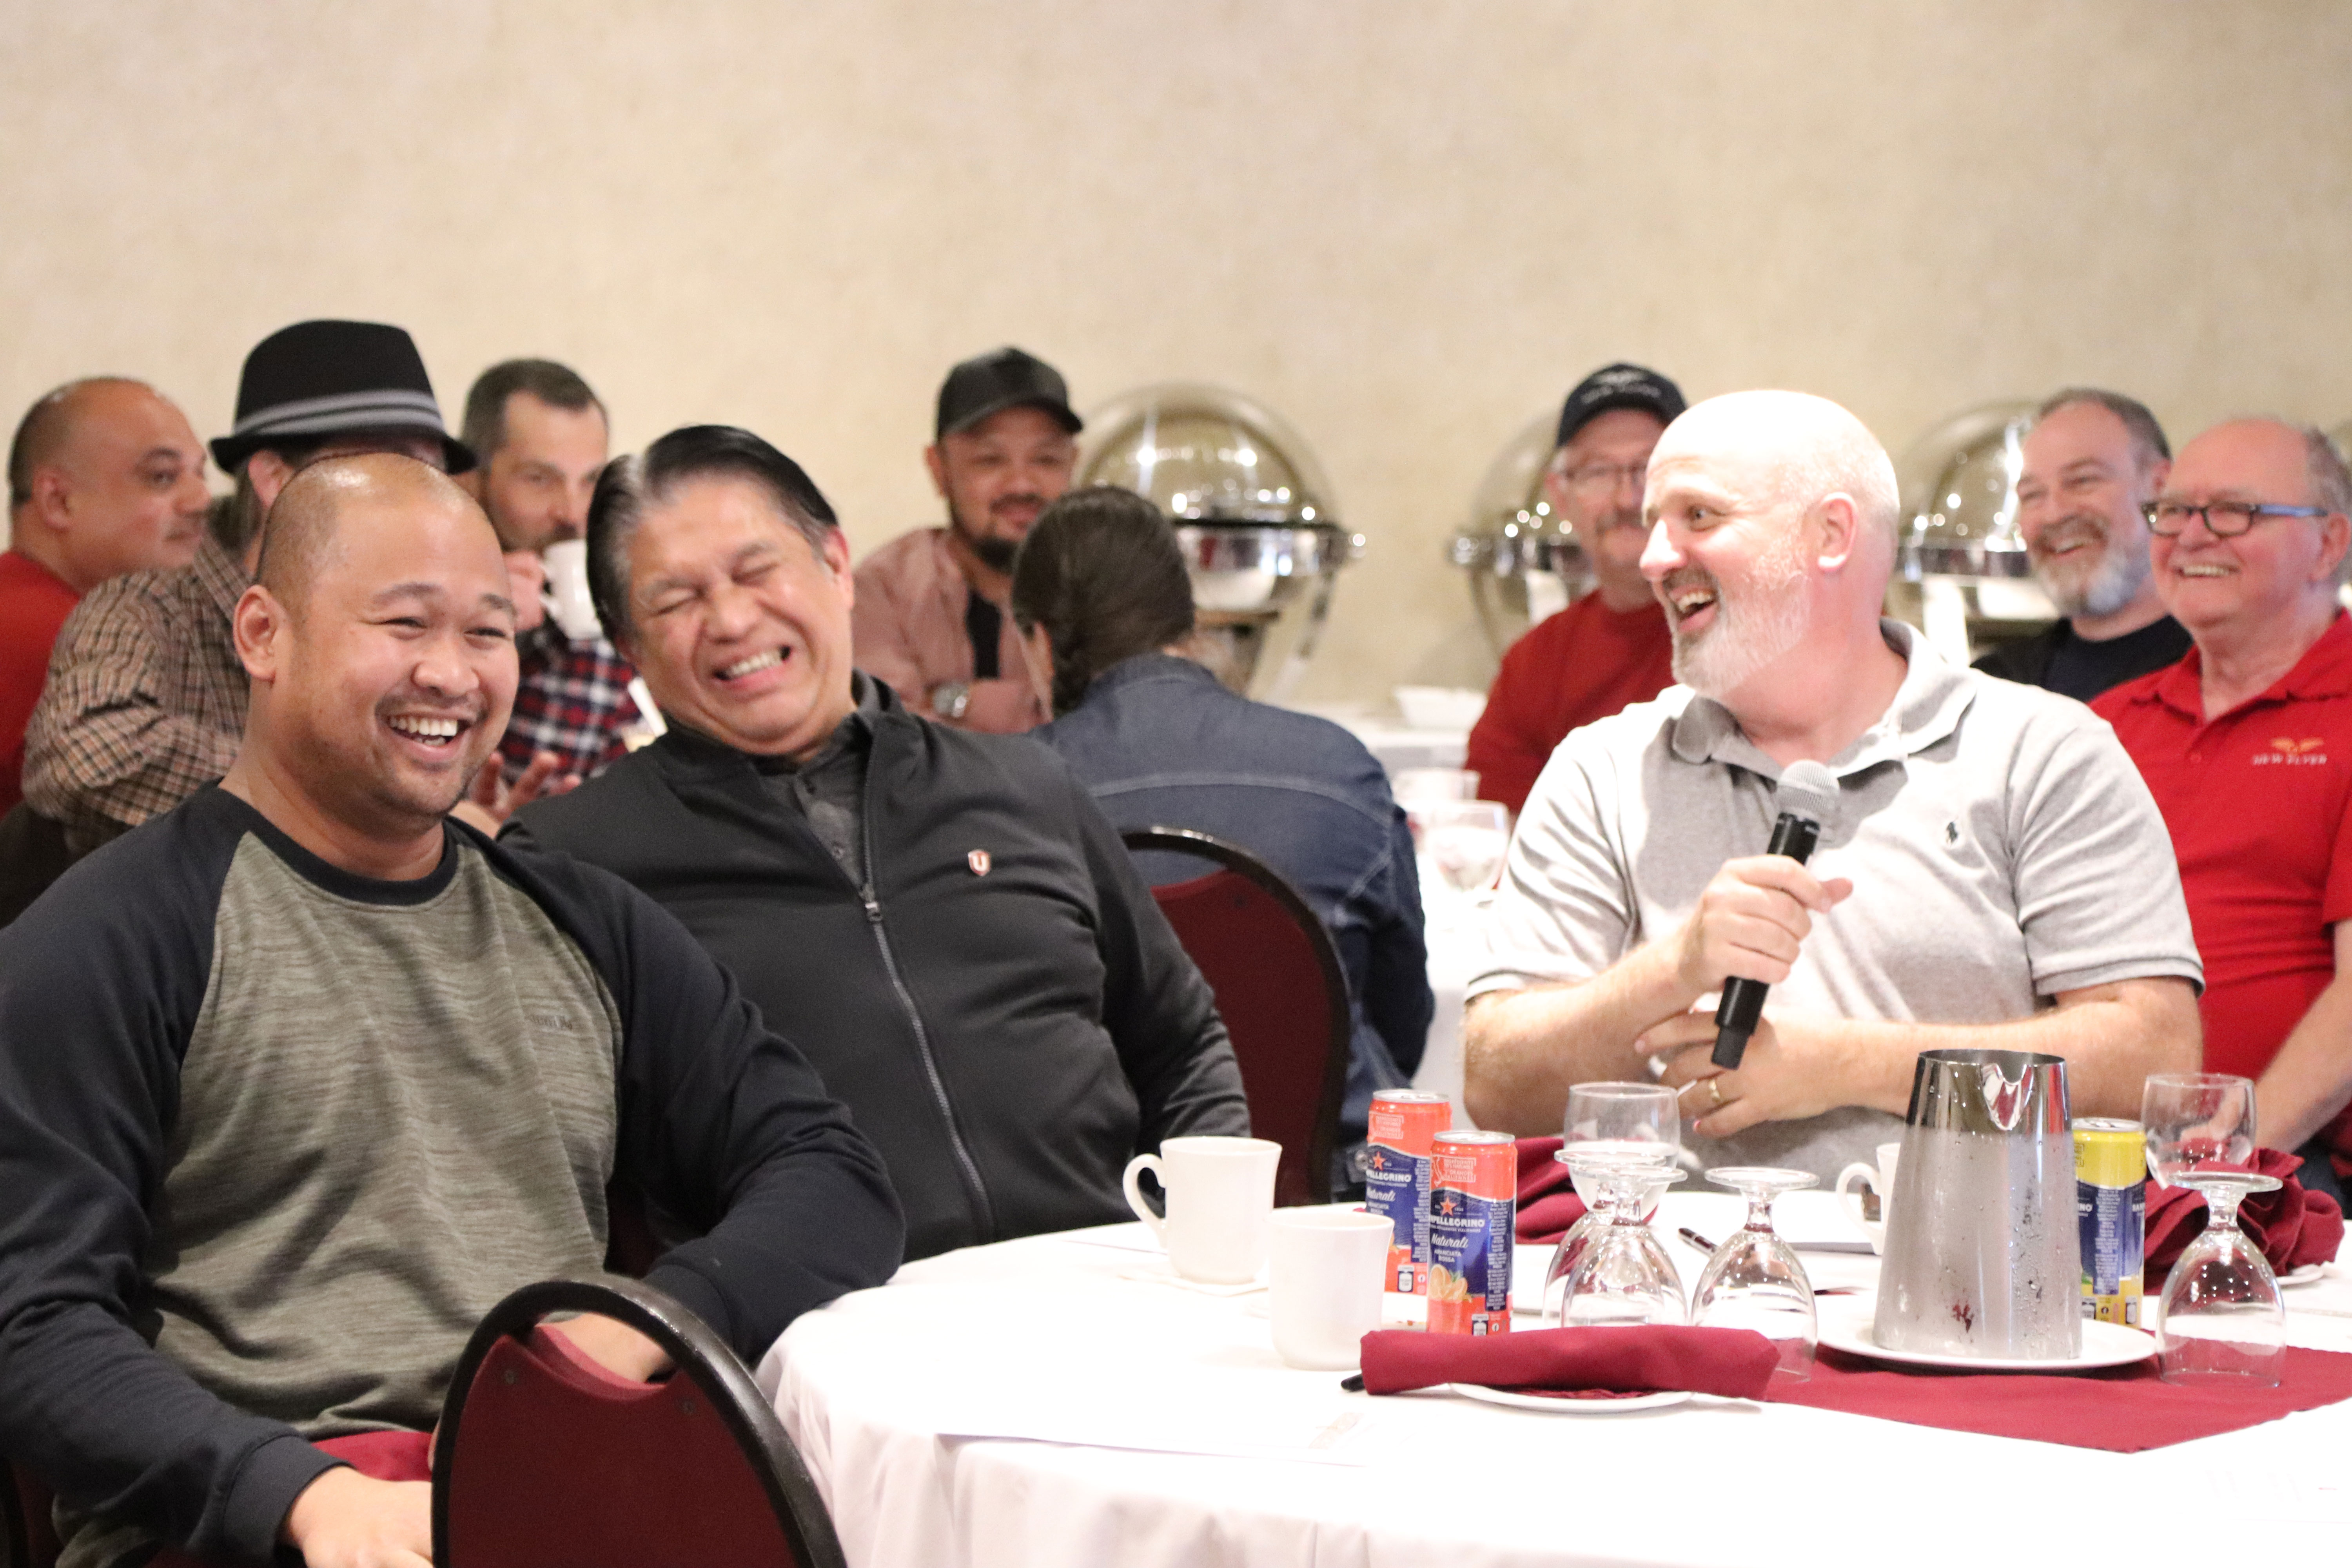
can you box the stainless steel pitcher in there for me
[1873,1049,2082,1360]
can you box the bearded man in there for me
[1461,390,2202,1179]
[1975,389,2192,700]
[850,347,1078,731]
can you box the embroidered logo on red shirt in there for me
[2252,737,2328,766]
[968,849,992,875]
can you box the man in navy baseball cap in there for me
[1467,362,1689,816]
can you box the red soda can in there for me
[1363,1089,1452,1294]
[1427,1129,1517,1336]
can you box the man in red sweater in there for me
[2094,419,2352,1202]
[1,378,210,812]
[1466,364,1686,816]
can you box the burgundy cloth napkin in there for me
[1513,1135,1588,1243]
[1359,1325,1780,1399]
[1771,1345,2352,1452]
[2144,1147,2344,1287]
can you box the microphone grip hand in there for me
[1708,813,1821,1070]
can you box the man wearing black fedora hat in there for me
[850,346,1081,732]
[22,320,483,860]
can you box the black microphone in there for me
[1711,760,1840,1070]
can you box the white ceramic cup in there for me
[1835,1141,1904,1254]
[541,538,604,641]
[1122,1136,1281,1284]
[1269,1209,1393,1370]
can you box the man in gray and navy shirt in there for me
[0,454,900,1568]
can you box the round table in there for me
[761,1193,2352,1567]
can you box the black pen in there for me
[1677,1227,1717,1254]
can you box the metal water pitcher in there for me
[1874,1048,2082,1360]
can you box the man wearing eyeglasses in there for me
[1466,364,1686,816]
[1973,390,2191,701]
[2093,419,2352,1204]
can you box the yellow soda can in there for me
[2074,1118,2146,1327]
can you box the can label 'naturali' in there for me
[2074,1117,2146,1327]
[1364,1090,1451,1294]
[1427,1129,1516,1336]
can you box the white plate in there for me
[1817,1297,2154,1372]
[1447,1383,1691,1414]
[2280,1263,2327,1289]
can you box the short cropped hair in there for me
[586,425,837,644]
[461,359,605,464]
[2305,425,2352,519]
[1010,486,1196,716]
[2037,388,2171,469]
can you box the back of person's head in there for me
[585,424,837,644]
[1011,486,1195,715]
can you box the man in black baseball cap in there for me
[850,346,1082,732]
[21,320,491,862]
[1465,361,1689,816]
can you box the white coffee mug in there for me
[1122,1136,1281,1284]
[541,538,604,641]
[1835,1141,1904,1255]
[1269,1209,1393,1370]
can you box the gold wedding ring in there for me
[1707,1078,1726,1110]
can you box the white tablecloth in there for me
[764,1194,2352,1568]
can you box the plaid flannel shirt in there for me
[499,621,639,782]
[23,534,249,855]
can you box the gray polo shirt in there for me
[1470,620,2202,1180]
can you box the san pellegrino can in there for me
[2074,1117,2146,1326]
[1364,1089,1452,1294]
[1427,1129,1517,1336]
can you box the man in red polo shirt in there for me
[2094,418,2352,1201]
[2,379,211,813]
[1466,364,1685,817]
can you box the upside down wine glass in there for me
[1542,1083,1683,1321]
[2158,1171,2286,1388]
[1560,1153,1688,1328]
[1692,1167,1819,1379]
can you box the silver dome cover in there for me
[1074,382,1356,697]
[1449,410,1584,659]
[1896,401,2039,581]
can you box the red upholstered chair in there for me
[432,1277,844,1568]
[2,1457,62,1568]
[1124,826,1353,1207]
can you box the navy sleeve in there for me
[1061,771,1252,1150]
[1353,809,1435,1082]
[0,800,340,1564]
[481,830,905,1359]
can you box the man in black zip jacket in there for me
[507,426,1250,1262]
[0,455,902,1568]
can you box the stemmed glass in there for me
[2158,1171,2287,1388]
[2141,1073,2256,1186]
[1560,1153,1688,1328]
[1543,1083,1682,1320]
[1693,1167,1819,1379]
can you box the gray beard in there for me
[2044,543,2150,621]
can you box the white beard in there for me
[1670,532,1813,699]
[2036,521,2150,620]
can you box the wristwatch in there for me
[930,681,973,721]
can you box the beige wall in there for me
[5,1,2349,701]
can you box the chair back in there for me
[432,1278,843,1568]
[1125,826,1352,1207]
[2,1458,60,1568]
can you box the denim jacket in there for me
[1034,654,1434,1152]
